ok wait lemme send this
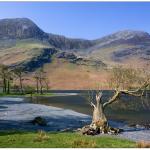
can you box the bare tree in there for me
[34,67,47,94]
[34,72,40,93]
[44,77,50,92]
[13,67,24,94]
[81,66,150,135]
[0,64,13,94]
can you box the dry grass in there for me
[72,139,96,148]
[0,40,49,65]
[40,58,110,90]
[136,141,150,148]
[34,130,50,142]
[14,57,148,90]
[0,131,135,148]
[90,44,134,64]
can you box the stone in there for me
[30,116,47,126]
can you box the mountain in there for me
[0,18,150,68]
[0,18,96,71]
[0,18,150,89]
[94,30,150,46]
[0,18,46,40]
[0,18,94,50]
[84,30,150,67]
[47,33,94,50]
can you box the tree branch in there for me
[103,90,120,109]
[103,79,150,109]
[96,92,102,103]
[91,102,96,108]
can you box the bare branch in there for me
[87,90,95,104]
[91,102,96,108]
[96,91,102,103]
[121,79,150,96]
[103,90,120,109]
[103,79,150,109]
[125,79,149,93]
[121,90,145,97]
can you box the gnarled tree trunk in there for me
[91,92,107,128]
[81,79,149,135]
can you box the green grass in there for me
[0,93,25,97]
[0,92,55,97]
[0,131,136,148]
[25,93,54,97]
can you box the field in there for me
[0,131,136,148]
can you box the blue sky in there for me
[0,2,150,39]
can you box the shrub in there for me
[136,141,150,148]
[72,139,96,148]
[34,130,49,142]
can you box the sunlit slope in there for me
[0,39,56,70]
[85,30,150,68]
[88,44,149,68]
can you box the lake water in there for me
[27,90,150,124]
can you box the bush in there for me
[34,130,49,142]
[136,141,150,148]
[72,139,96,148]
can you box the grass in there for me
[0,131,136,148]
[136,140,150,148]
[25,93,54,97]
[43,58,110,90]
[0,92,54,97]
[0,93,25,97]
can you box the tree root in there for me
[80,123,124,136]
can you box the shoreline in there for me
[0,96,150,142]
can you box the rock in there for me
[144,124,150,129]
[118,128,124,133]
[81,124,101,135]
[136,124,141,128]
[60,128,72,132]
[73,128,81,132]
[129,124,137,127]
[0,18,45,40]
[81,125,91,135]
[109,127,123,135]
[56,52,77,60]
[30,116,47,126]
[80,123,123,136]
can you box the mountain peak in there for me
[113,29,150,40]
[0,18,45,39]
[94,29,150,47]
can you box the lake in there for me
[26,90,150,124]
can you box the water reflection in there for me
[26,90,150,124]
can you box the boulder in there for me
[30,116,47,126]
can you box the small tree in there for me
[13,67,24,94]
[0,64,13,94]
[34,72,40,94]
[34,67,47,94]
[43,77,50,92]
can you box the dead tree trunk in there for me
[81,79,150,135]
[91,92,107,128]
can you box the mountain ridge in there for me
[0,17,149,71]
[0,18,149,89]
[1,18,150,51]
[0,18,94,50]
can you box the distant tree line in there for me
[0,64,50,95]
